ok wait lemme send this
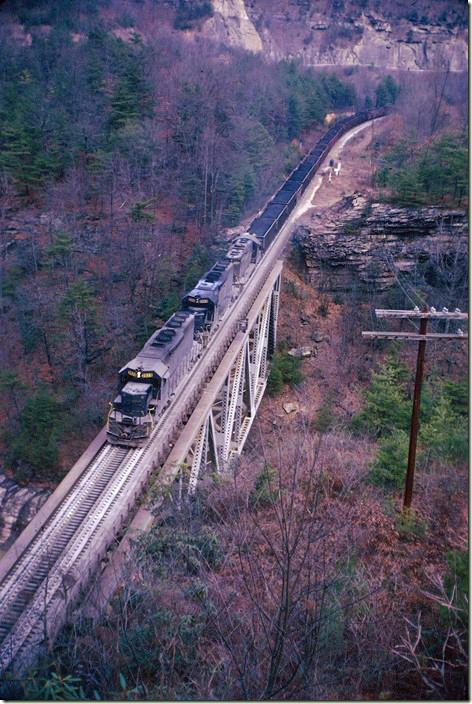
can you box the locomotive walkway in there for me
[0,117,384,679]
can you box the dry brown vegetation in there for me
[39,255,467,701]
[46,427,466,699]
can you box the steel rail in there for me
[0,445,128,643]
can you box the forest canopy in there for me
[0,27,355,226]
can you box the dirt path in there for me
[298,117,389,219]
[259,116,393,421]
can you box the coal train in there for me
[107,108,385,446]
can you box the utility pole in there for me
[362,307,468,512]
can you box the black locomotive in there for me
[107,108,385,446]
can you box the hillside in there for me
[0,1,468,698]
[12,118,468,700]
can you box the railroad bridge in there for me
[0,118,381,680]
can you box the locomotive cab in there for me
[107,382,155,446]
[120,382,153,417]
[182,290,216,333]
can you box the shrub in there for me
[24,672,84,701]
[351,353,411,437]
[313,395,335,433]
[284,280,299,298]
[395,509,427,540]
[368,429,410,488]
[268,351,303,395]
[375,75,399,108]
[249,464,278,508]
[173,0,213,29]
[443,549,468,625]
[9,386,62,481]
[420,396,467,463]
[135,524,223,575]
[375,132,468,206]
[441,379,468,416]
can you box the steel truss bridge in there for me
[0,119,378,681]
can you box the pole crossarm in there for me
[375,309,468,320]
[362,331,468,341]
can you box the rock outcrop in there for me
[294,195,468,292]
[0,474,51,549]
[199,1,468,73]
[202,0,263,53]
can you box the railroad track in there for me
[0,118,383,677]
[0,230,280,675]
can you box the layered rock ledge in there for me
[294,195,468,292]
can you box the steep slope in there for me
[197,0,467,72]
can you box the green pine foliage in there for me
[0,23,356,234]
[9,386,62,480]
[0,30,152,195]
[45,231,75,270]
[420,395,467,463]
[351,352,411,437]
[267,351,304,395]
[250,464,278,508]
[135,524,223,575]
[356,353,468,487]
[441,378,468,416]
[173,0,213,29]
[278,61,355,140]
[375,74,399,108]
[368,429,410,488]
[444,550,468,619]
[375,131,468,206]
[59,279,98,325]
[108,48,152,133]
[313,394,336,433]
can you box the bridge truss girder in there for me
[164,261,282,495]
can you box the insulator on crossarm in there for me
[414,306,420,312]
[457,328,463,336]
[429,306,436,314]
[442,307,449,313]
[454,308,461,313]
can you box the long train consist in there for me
[107,108,385,446]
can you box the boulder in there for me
[288,346,312,358]
[283,402,299,414]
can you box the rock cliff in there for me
[199,0,468,72]
[294,195,468,292]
